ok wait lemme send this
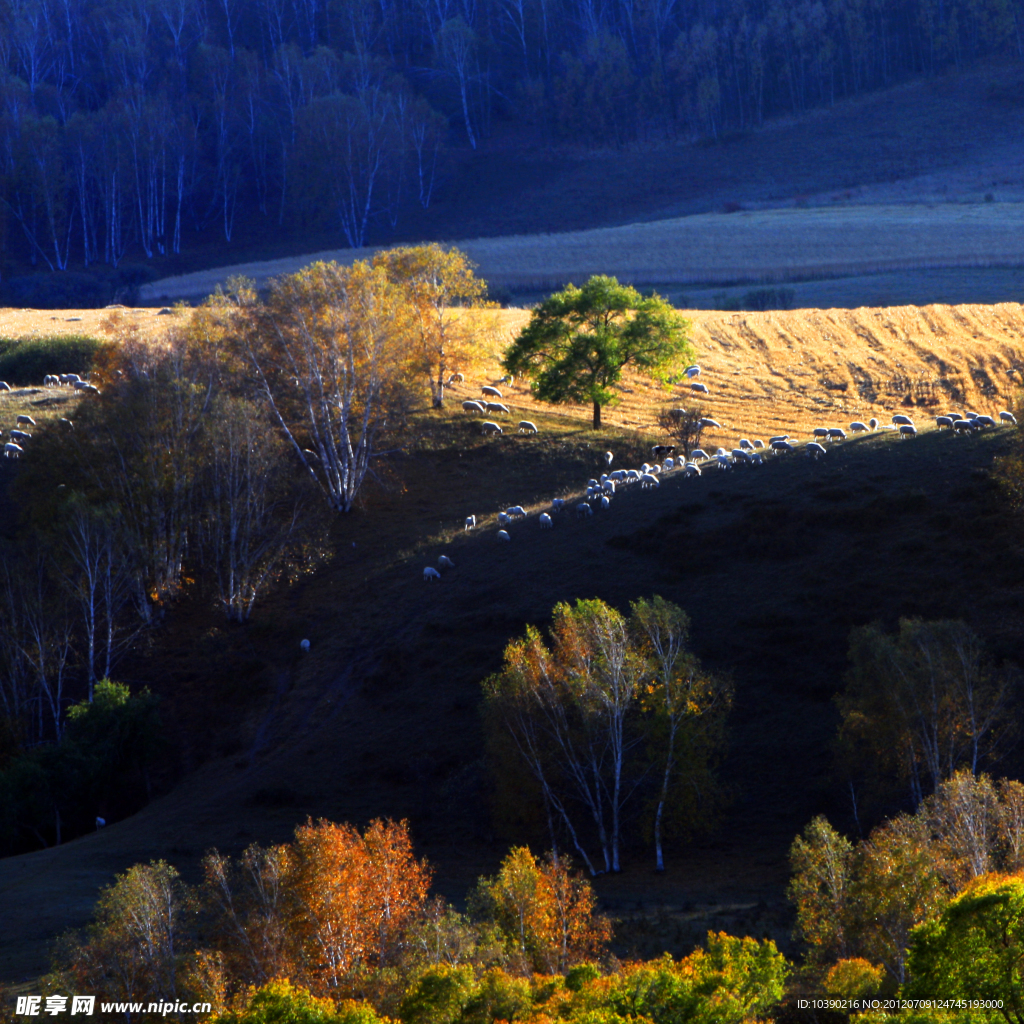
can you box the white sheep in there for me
[73,380,89,389]
[869,418,879,429]
[752,439,765,449]
[517,420,538,433]
[600,494,610,509]
[506,506,527,519]
[700,418,720,428]
[648,464,661,475]
[551,498,565,510]
[974,415,996,428]
[952,419,974,434]
[83,384,101,395]
[1000,411,1018,425]
[827,428,847,441]
[497,374,515,385]
[850,422,869,433]
[771,440,794,452]
[899,424,918,438]
[602,479,616,494]
[965,411,980,420]
[609,470,627,481]
[806,442,826,458]
[604,451,613,466]
[497,529,511,542]
[662,459,674,471]
[625,469,641,481]
[438,555,455,568]
[16,415,36,427]
[685,365,701,378]
[498,512,511,525]
[4,442,22,458]
[683,462,701,476]
[715,454,730,469]
[751,452,764,465]
[481,422,503,435]
[9,429,30,442]
[768,435,789,444]
[59,418,73,429]
[812,427,830,441]
[43,374,59,387]
[892,414,914,427]
[486,402,510,416]
[640,473,660,488]
[463,400,486,413]
[539,512,553,528]
[739,438,753,450]
[690,449,708,461]
[575,502,593,517]
[731,448,750,463]
[691,382,709,393]
[464,515,477,530]
[423,566,441,581]
[0,382,10,391]
[62,373,80,384]
[481,385,503,398]
[935,415,953,428]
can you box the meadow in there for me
[2,298,1024,991]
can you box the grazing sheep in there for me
[486,402,511,416]
[497,512,511,526]
[551,498,565,510]
[731,449,750,464]
[59,418,73,429]
[576,502,594,517]
[806,442,826,458]
[751,452,764,465]
[739,438,753,450]
[0,382,9,391]
[935,416,953,428]
[4,442,22,458]
[9,430,30,442]
[424,566,441,581]
[892,414,914,427]
[640,473,660,488]
[869,418,879,430]
[518,420,538,433]
[812,427,830,441]
[44,374,59,387]
[652,445,676,458]
[73,380,89,389]
[769,435,789,444]
[1000,411,1018,425]
[752,439,765,449]
[481,385,503,398]
[625,469,641,481]
[965,411,980,420]
[506,506,527,519]
[481,422,503,435]
[974,415,996,428]
[602,479,616,494]
[438,555,455,568]
[700,418,720,429]
[604,451,613,466]
[771,440,795,452]
[648,464,661,475]
[539,512,554,528]
[462,400,486,413]
[662,459,674,471]
[685,365,701,378]
[497,529,511,542]
[609,470,627,482]
[690,449,708,461]
[899,424,918,438]
[497,374,515,386]
[715,454,730,469]
[600,494,610,509]
[850,422,869,433]
[683,462,701,476]
[81,384,100,395]
[16,415,35,427]
[690,382,709,393]
[62,373,80,384]
[828,428,847,441]
[464,515,477,530]
[952,419,975,434]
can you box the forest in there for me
[1,0,1023,298]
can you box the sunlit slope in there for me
[482,304,1024,446]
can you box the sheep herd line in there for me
[422,369,1019,581]
[0,373,98,459]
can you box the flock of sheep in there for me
[1,373,92,458]
[421,365,1019,580]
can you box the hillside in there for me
[3,302,1024,983]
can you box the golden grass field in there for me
[5,301,1024,448]
[138,203,1024,303]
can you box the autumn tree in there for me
[372,244,489,408]
[835,618,1016,809]
[502,276,692,428]
[237,262,414,514]
[483,596,729,874]
[656,405,706,460]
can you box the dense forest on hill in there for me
[0,0,1023,295]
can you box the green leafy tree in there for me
[501,276,692,428]
[216,980,387,1024]
[906,874,1024,1023]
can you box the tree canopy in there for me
[501,277,692,428]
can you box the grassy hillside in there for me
[2,301,1024,985]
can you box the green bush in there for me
[216,981,387,1024]
[0,334,103,384]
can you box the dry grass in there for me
[0,305,181,342]
[139,204,1024,303]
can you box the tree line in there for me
[1,0,1023,280]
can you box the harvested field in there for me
[140,204,1024,304]
[0,305,180,341]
